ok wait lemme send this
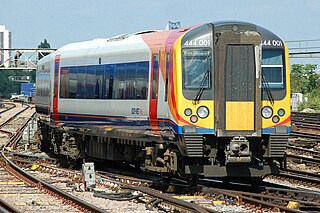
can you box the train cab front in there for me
[172,22,288,179]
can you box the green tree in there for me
[0,69,36,98]
[38,39,51,60]
[291,64,320,111]
[291,64,318,94]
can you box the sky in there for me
[1,0,320,65]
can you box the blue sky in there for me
[1,0,320,65]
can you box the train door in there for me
[53,55,60,123]
[149,53,159,130]
[214,31,262,136]
[159,51,170,129]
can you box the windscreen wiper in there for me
[261,72,274,105]
[193,69,210,105]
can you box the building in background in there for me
[0,25,12,67]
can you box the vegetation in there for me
[0,39,49,99]
[290,64,320,111]
[0,69,35,99]
[37,39,51,60]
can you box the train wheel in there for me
[186,174,199,187]
[158,173,173,192]
[160,173,173,184]
[58,155,71,168]
[251,177,263,188]
[186,174,199,194]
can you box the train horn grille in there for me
[183,134,204,157]
[268,134,288,157]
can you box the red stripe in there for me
[268,115,291,128]
[53,55,60,123]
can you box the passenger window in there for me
[165,53,170,102]
[96,66,105,99]
[86,66,96,99]
[77,67,86,99]
[60,69,69,98]
[152,54,159,99]
[68,67,77,98]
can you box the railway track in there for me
[0,109,318,212]
[0,106,108,212]
[291,112,320,136]
[287,145,320,157]
[0,106,214,212]
[0,102,16,114]
[12,149,315,213]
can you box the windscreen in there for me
[262,50,284,88]
[182,49,212,89]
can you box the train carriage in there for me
[36,21,290,181]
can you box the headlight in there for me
[197,106,209,118]
[278,108,285,117]
[261,106,273,119]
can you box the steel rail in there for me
[0,197,21,213]
[283,168,320,181]
[290,131,320,139]
[0,105,30,129]
[0,102,16,114]
[2,153,107,213]
[201,187,303,213]
[287,153,320,164]
[218,188,320,209]
[123,185,216,213]
[287,145,320,155]
[0,114,107,213]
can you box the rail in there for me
[0,109,107,213]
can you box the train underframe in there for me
[37,119,288,180]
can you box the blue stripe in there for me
[59,113,290,136]
[57,113,216,135]
[262,126,291,134]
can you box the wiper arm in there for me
[193,69,210,105]
[262,72,274,105]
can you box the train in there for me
[35,21,291,183]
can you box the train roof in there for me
[212,20,282,42]
[38,20,283,64]
[56,30,161,53]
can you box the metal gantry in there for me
[1,39,320,70]
[0,48,56,70]
[286,39,320,58]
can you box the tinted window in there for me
[77,67,86,98]
[60,68,69,98]
[69,68,77,98]
[60,62,149,100]
[126,63,136,99]
[86,66,95,99]
[137,62,148,99]
[96,66,105,99]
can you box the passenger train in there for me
[36,21,290,182]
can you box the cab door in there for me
[214,31,262,137]
[149,53,159,130]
